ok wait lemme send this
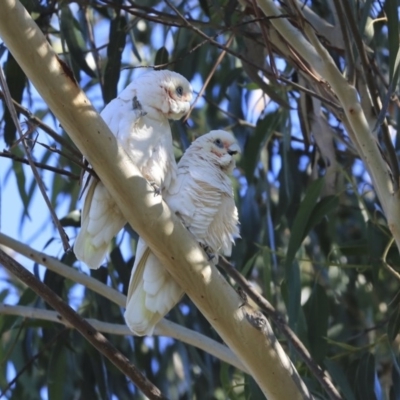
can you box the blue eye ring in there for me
[176,86,183,96]
[214,138,223,148]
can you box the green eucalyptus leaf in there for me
[304,284,329,362]
[354,353,377,400]
[2,52,27,146]
[285,177,324,272]
[324,359,356,400]
[104,15,127,103]
[60,5,95,79]
[154,46,169,68]
[241,112,280,181]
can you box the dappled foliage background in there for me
[1,0,400,399]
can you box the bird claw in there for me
[150,182,162,196]
[237,287,248,308]
[200,243,216,261]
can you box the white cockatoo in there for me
[125,130,241,336]
[74,70,193,269]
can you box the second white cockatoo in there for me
[125,130,241,336]
[74,70,193,269]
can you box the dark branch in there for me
[0,150,80,179]
[0,249,169,400]
[0,90,81,158]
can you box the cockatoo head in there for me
[137,70,192,120]
[191,130,241,173]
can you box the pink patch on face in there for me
[210,149,223,157]
[222,140,232,150]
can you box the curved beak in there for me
[227,142,241,156]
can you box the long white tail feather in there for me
[74,179,125,269]
[124,242,183,336]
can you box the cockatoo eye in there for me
[214,138,223,148]
[176,86,183,97]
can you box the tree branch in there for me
[0,248,168,400]
[254,0,400,261]
[0,303,246,372]
[0,232,246,372]
[0,1,311,397]
[218,257,343,400]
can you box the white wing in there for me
[73,176,126,269]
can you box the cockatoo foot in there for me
[149,181,162,196]
[199,243,216,261]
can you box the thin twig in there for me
[202,95,256,127]
[218,256,343,400]
[164,0,342,111]
[100,0,204,27]
[0,90,81,158]
[381,238,400,282]
[0,317,25,373]
[83,6,104,95]
[183,35,234,123]
[0,249,168,400]
[250,0,278,79]
[331,0,355,84]
[0,66,71,252]
[0,151,80,179]
[37,141,95,175]
[0,329,68,398]
[123,18,268,72]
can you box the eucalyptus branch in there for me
[0,232,246,372]
[0,248,167,400]
[0,304,247,372]
[218,257,342,400]
[339,0,399,190]
[254,0,400,253]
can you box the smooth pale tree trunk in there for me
[0,1,313,398]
